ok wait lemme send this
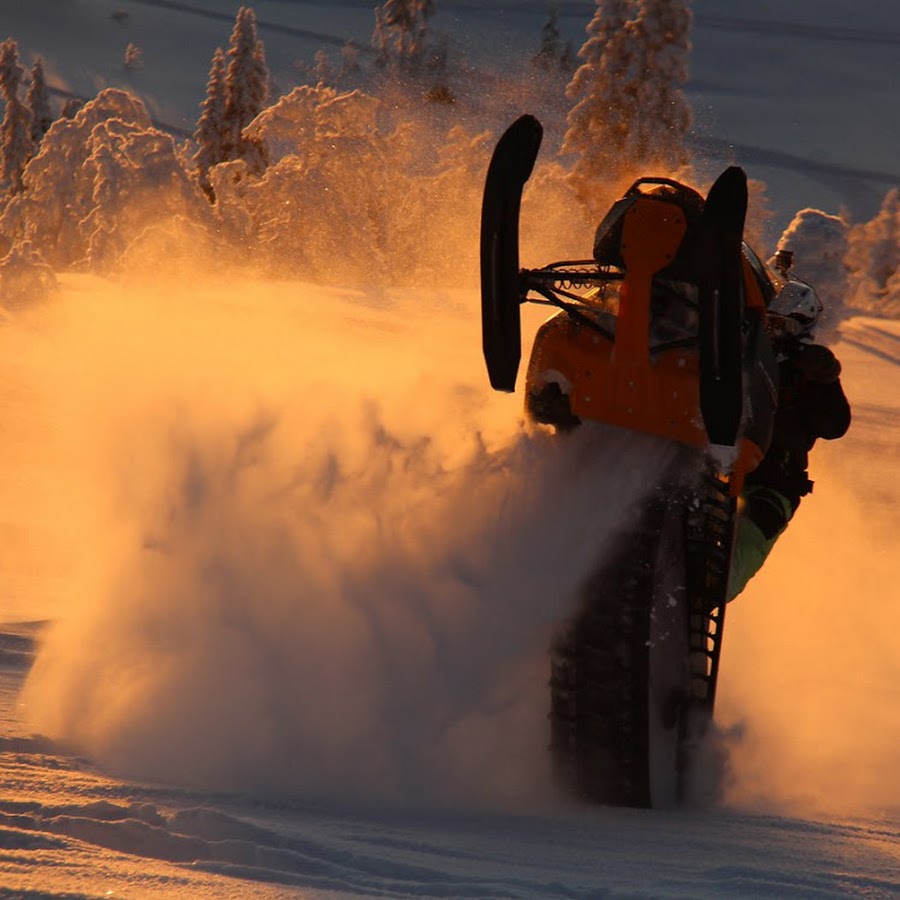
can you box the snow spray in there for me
[717,328,900,819]
[9,260,675,811]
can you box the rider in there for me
[727,258,852,600]
[523,184,852,602]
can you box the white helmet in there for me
[769,278,823,339]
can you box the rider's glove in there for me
[792,344,841,383]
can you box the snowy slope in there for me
[1,288,897,899]
[3,1,899,231]
[0,298,900,898]
[1,2,899,898]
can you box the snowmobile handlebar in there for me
[624,176,696,196]
[519,261,622,293]
[766,312,811,347]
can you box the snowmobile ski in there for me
[698,166,748,447]
[480,114,543,392]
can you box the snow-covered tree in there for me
[222,6,271,172]
[0,238,56,310]
[61,97,84,119]
[533,6,562,70]
[240,84,328,164]
[80,117,208,269]
[372,0,436,72]
[26,57,53,146]
[563,0,693,215]
[225,85,395,281]
[311,50,334,86]
[847,189,899,302]
[338,43,362,84]
[563,0,637,212]
[623,0,692,169]
[0,38,35,194]
[192,47,227,197]
[0,89,208,270]
[1,89,151,264]
[124,42,144,71]
[775,208,850,329]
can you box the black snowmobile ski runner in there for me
[698,166,748,447]
[480,114,543,392]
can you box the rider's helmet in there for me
[769,278,823,340]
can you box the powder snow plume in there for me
[7,262,674,811]
[718,328,900,819]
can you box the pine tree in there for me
[61,98,84,119]
[222,6,270,170]
[26,57,53,146]
[311,50,333,86]
[562,0,638,211]
[533,6,562,70]
[192,47,227,197]
[372,0,436,72]
[124,42,144,71]
[858,189,899,293]
[0,39,35,194]
[562,0,693,213]
[338,43,362,84]
[845,188,900,313]
[624,0,692,170]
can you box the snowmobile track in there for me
[549,459,733,807]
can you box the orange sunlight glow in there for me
[0,133,895,819]
[719,346,900,819]
[7,240,673,810]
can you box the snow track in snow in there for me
[1,735,898,900]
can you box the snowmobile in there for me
[480,115,787,808]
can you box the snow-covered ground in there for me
[1,2,899,898]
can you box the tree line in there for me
[0,1,896,314]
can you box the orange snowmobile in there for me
[480,115,785,807]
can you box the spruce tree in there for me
[222,6,270,170]
[61,98,84,119]
[26,57,53,146]
[192,47,227,197]
[372,0,436,72]
[124,42,144,71]
[863,189,899,292]
[0,39,35,194]
[625,0,692,170]
[848,188,900,298]
[562,0,637,211]
[563,0,693,214]
[533,6,562,70]
[338,43,362,84]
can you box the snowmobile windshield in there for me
[649,278,699,350]
[577,278,699,352]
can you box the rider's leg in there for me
[727,486,794,601]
